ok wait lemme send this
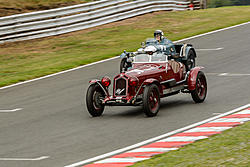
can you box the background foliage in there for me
[208,0,250,8]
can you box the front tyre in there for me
[86,84,105,117]
[191,71,207,103]
[143,84,160,117]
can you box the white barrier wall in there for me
[0,0,200,43]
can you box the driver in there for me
[153,30,176,58]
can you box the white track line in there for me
[219,73,250,76]
[174,21,250,43]
[207,73,250,76]
[0,156,49,161]
[196,47,224,51]
[1,21,250,91]
[0,56,118,90]
[0,108,23,113]
[64,104,250,167]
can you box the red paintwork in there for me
[122,61,186,96]
[91,59,204,105]
[187,67,204,91]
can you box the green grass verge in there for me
[132,121,250,167]
[0,6,250,87]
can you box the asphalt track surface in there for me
[0,22,250,167]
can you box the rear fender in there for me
[188,67,204,91]
[182,46,196,60]
[143,78,162,94]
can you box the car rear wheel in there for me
[86,84,105,117]
[143,84,160,117]
[191,71,207,103]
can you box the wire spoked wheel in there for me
[143,84,160,117]
[191,71,207,103]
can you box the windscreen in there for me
[133,54,150,62]
[151,53,167,62]
[133,53,167,63]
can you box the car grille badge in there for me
[116,88,125,95]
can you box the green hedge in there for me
[208,0,250,8]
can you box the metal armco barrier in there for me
[0,0,200,43]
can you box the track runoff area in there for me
[64,21,250,167]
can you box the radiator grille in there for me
[115,77,127,96]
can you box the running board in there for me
[163,84,185,97]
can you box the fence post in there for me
[200,0,207,9]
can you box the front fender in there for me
[89,79,109,96]
[120,53,127,59]
[143,78,159,85]
[89,79,100,84]
[188,67,204,91]
[143,78,162,94]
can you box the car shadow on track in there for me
[102,96,197,118]
[160,98,195,110]
[104,106,143,118]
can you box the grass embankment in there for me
[0,6,250,87]
[132,121,250,167]
[0,0,95,17]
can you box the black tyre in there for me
[185,49,196,71]
[191,71,207,103]
[86,84,105,117]
[120,58,131,73]
[143,84,160,117]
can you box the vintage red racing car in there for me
[86,44,207,117]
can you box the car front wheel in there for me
[86,84,105,117]
[143,84,160,117]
